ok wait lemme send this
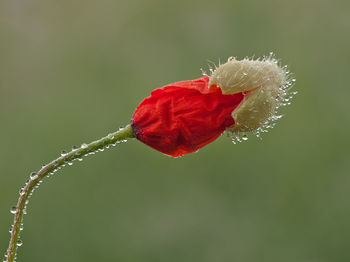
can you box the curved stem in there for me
[5,124,135,262]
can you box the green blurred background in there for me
[1,0,349,261]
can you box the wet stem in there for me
[4,125,134,262]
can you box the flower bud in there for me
[132,55,294,157]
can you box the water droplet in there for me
[72,145,78,150]
[10,206,16,214]
[81,143,88,149]
[242,135,248,141]
[67,162,73,166]
[61,150,67,156]
[16,239,23,247]
[19,187,25,195]
[9,226,13,234]
[30,172,37,179]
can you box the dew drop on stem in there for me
[19,187,24,195]
[10,206,16,214]
[30,172,37,179]
[16,239,23,247]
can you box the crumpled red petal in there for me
[132,76,244,157]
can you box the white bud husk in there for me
[209,54,295,136]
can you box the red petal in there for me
[132,76,244,157]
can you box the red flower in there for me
[132,76,244,157]
[131,56,293,157]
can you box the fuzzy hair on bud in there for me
[209,55,294,135]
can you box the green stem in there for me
[5,124,134,262]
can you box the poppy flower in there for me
[132,56,294,157]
